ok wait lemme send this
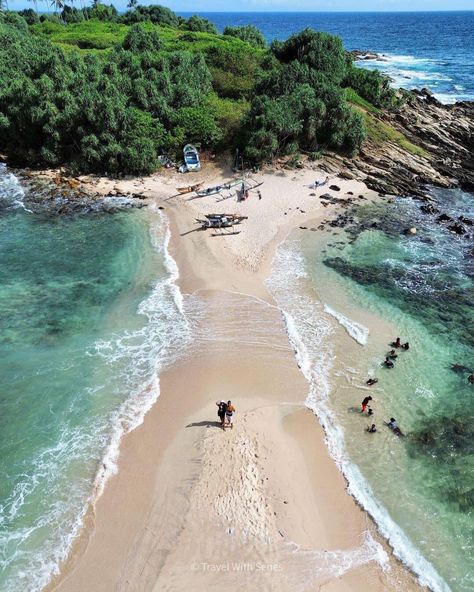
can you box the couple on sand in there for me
[216,400,235,430]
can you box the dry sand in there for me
[52,163,425,592]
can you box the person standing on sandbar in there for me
[216,400,227,428]
[225,401,235,430]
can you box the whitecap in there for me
[323,304,369,345]
[266,239,451,592]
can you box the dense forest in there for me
[0,4,402,174]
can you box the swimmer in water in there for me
[366,378,378,386]
[388,349,398,360]
[361,396,373,413]
[366,424,377,433]
[385,418,404,437]
[391,337,401,348]
[401,342,410,350]
[384,357,394,369]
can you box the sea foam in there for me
[0,203,191,592]
[323,304,369,345]
[267,239,451,592]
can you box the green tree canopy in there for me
[184,15,217,34]
[223,25,266,48]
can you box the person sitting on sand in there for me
[367,424,377,433]
[368,407,374,416]
[384,357,395,368]
[385,418,404,437]
[401,342,409,350]
[216,400,227,428]
[366,378,378,386]
[388,349,398,360]
[391,337,401,348]
[361,396,373,413]
[225,400,235,429]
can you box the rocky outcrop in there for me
[15,171,149,215]
[319,89,474,199]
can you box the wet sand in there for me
[52,166,425,592]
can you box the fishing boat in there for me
[176,183,203,194]
[194,179,242,198]
[195,213,248,229]
[183,144,201,172]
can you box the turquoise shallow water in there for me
[269,188,473,592]
[0,168,188,591]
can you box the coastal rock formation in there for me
[319,89,474,199]
[356,89,474,197]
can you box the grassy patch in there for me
[344,87,381,114]
[30,19,264,99]
[31,20,129,50]
[362,112,430,158]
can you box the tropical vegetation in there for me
[0,3,404,174]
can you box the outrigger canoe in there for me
[194,179,242,198]
[176,183,203,194]
[195,213,248,229]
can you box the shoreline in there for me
[50,166,427,592]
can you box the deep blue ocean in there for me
[180,11,474,103]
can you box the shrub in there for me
[223,25,266,48]
[0,11,28,33]
[271,28,350,84]
[17,9,40,25]
[122,24,161,53]
[120,5,179,27]
[185,15,217,35]
[344,67,400,109]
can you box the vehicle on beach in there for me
[183,144,201,172]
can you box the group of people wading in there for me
[362,336,410,437]
[216,400,236,430]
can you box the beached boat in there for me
[195,213,248,229]
[195,179,242,198]
[183,144,201,172]
[176,183,203,194]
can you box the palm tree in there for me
[49,0,64,14]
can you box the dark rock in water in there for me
[448,223,466,235]
[420,204,440,215]
[329,185,340,191]
[407,413,474,513]
[321,193,333,200]
[459,215,472,226]
[437,213,453,223]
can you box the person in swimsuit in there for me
[361,396,373,413]
[366,378,378,386]
[384,357,394,368]
[385,417,404,437]
[225,400,235,429]
[367,424,377,433]
[391,337,401,348]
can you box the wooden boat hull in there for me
[176,183,203,194]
